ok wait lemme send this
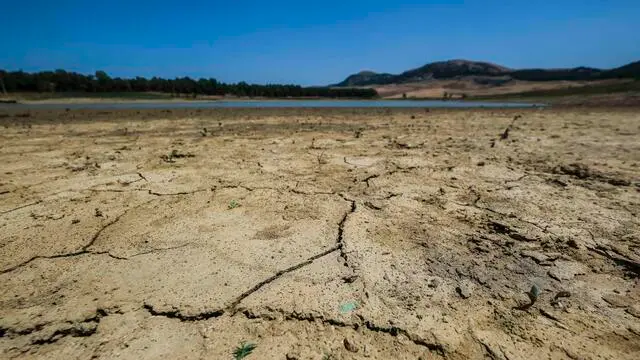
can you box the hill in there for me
[336,71,395,87]
[333,59,640,86]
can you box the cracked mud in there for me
[1,107,639,359]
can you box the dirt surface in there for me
[1,107,639,359]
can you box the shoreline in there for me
[2,98,545,110]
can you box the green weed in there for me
[233,341,256,360]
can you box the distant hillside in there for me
[333,59,640,86]
[337,70,395,87]
[396,60,510,83]
[603,60,640,79]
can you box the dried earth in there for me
[0,107,639,359]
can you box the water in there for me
[4,99,543,110]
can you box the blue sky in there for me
[1,0,638,85]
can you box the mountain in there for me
[333,59,639,86]
[602,60,640,79]
[395,60,510,83]
[336,71,395,87]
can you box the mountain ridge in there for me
[333,59,640,87]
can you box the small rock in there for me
[285,351,300,360]
[547,260,587,281]
[456,281,474,299]
[428,278,441,289]
[477,161,486,166]
[343,338,359,353]
[553,291,571,301]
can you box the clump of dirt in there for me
[553,163,592,179]
[160,149,195,163]
[553,162,632,186]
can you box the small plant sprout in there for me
[527,284,541,304]
[228,200,240,209]
[316,151,327,166]
[233,341,256,360]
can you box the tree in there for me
[0,70,7,95]
[95,70,111,91]
[0,68,379,99]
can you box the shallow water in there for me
[6,99,543,110]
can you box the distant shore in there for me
[2,90,639,108]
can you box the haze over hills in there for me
[333,59,640,87]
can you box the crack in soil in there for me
[337,199,357,270]
[143,303,225,321]
[226,245,342,312]
[360,318,445,355]
[136,172,148,182]
[238,308,445,354]
[361,165,419,188]
[105,243,193,260]
[289,188,336,195]
[0,200,43,216]
[470,190,550,233]
[142,245,343,322]
[148,189,210,196]
[0,200,155,274]
[2,308,115,346]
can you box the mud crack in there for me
[0,200,43,216]
[337,198,357,270]
[105,243,193,260]
[470,190,550,233]
[2,308,115,346]
[148,189,210,196]
[236,309,445,354]
[355,316,445,354]
[0,200,154,274]
[143,303,224,321]
[361,165,419,188]
[226,245,341,312]
[142,245,343,322]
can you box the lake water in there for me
[5,100,544,110]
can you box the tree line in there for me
[0,69,378,99]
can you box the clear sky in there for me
[1,0,638,85]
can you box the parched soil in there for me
[0,107,639,359]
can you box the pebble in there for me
[456,280,474,299]
[343,338,359,353]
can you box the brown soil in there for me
[1,107,639,360]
